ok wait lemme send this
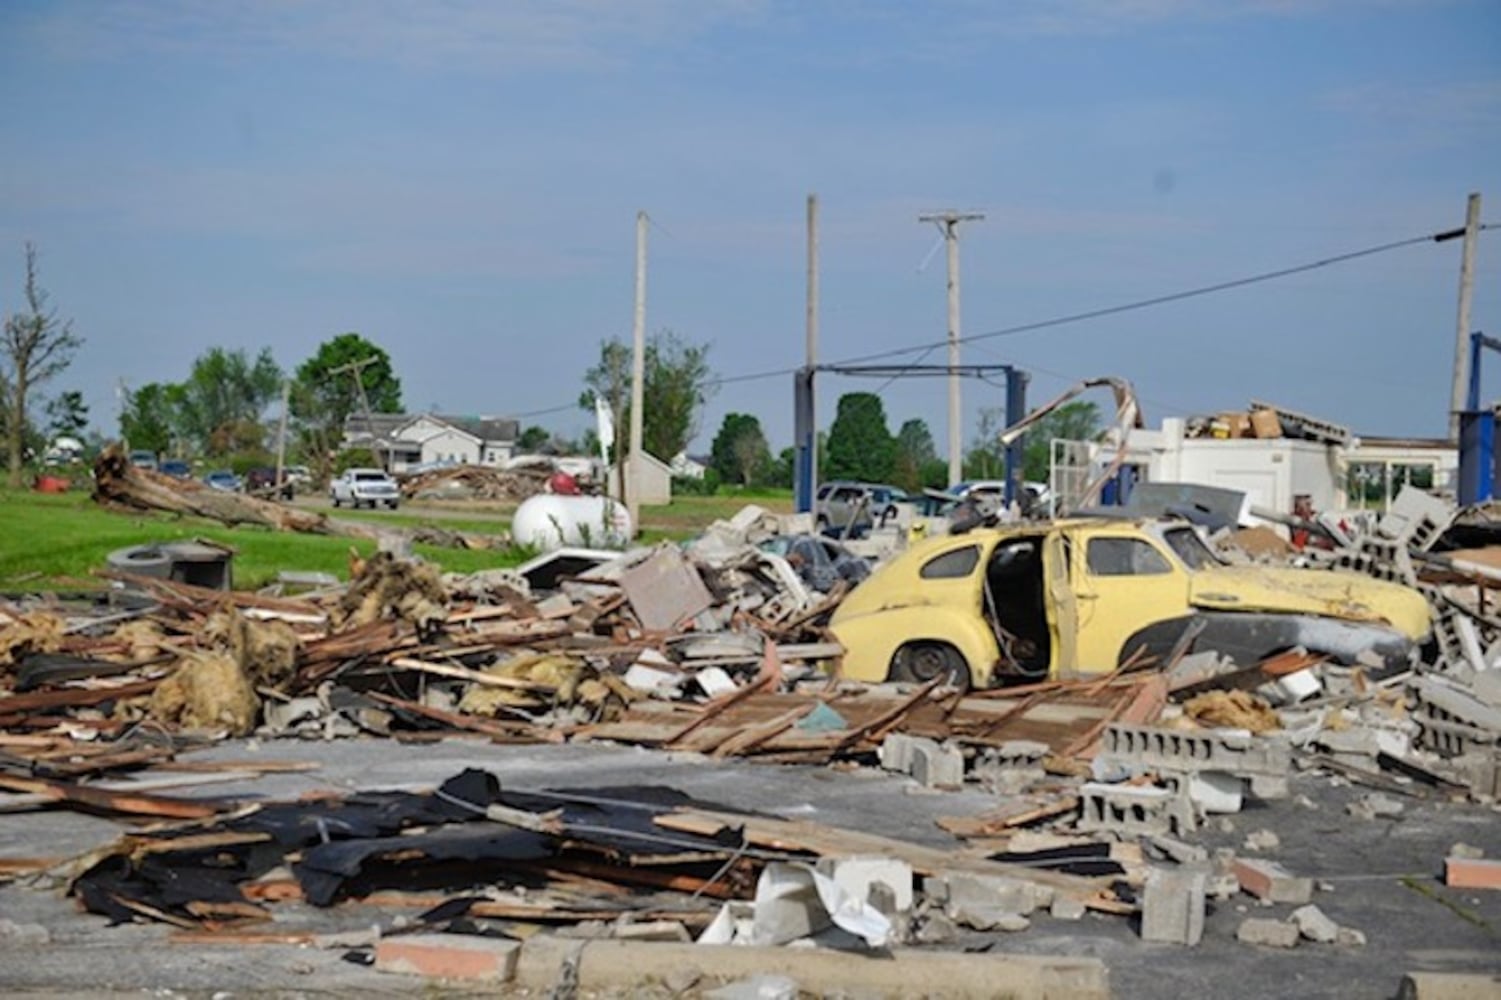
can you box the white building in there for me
[342,413,519,472]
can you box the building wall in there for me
[419,428,481,467]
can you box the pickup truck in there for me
[330,468,400,509]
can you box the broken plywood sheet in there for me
[618,545,715,632]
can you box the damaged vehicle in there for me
[828,518,1430,689]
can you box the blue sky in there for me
[1,0,1498,455]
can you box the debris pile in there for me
[398,463,556,502]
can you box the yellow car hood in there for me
[1189,566,1430,639]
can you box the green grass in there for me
[0,484,793,592]
[0,489,521,591]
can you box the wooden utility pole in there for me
[919,211,985,485]
[1449,192,1483,441]
[628,211,648,526]
[806,194,820,490]
[328,356,384,470]
[274,377,290,485]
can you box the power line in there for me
[507,226,1468,422]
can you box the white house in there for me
[670,452,709,480]
[343,413,519,472]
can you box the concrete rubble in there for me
[5,481,1501,996]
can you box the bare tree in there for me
[2,244,82,486]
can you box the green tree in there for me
[176,347,283,456]
[291,333,403,478]
[580,330,715,484]
[1022,401,1101,481]
[2,244,82,485]
[517,425,551,451]
[892,418,936,491]
[45,390,89,439]
[119,383,177,457]
[963,407,1008,481]
[824,392,895,483]
[710,412,772,487]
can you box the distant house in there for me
[670,452,710,480]
[608,452,673,505]
[342,413,520,473]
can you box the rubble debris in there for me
[1243,829,1280,852]
[1346,792,1405,820]
[1290,903,1339,943]
[149,652,259,736]
[398,462,553,502]
[1140,867,1207,946]
[1182,689,1280,733]
[1232,858,1312,904]
[374,933,520,982]
[1445,856,1501,890]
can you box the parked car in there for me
[814,481,904,537]
[202,469,242,492]
[758,534,871,593]
[245,466,295,499]
[829,517,1430,690]
[331,468,400,509]
[283,465,313,489]
[128,450,158,472]
[158,460,191,479]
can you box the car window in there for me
[1086,537,1171,576]
[1163,528,1221,570]
[920,545,980,579]
[354,472,388,482]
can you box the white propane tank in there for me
[512,494,633,551]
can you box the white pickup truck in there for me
[330,468,401,509]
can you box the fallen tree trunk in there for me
[92,446,509,551]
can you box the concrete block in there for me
[375,933,520,982]
[1397,971,1501,1000]
[1414,676,1501,757]
[1188,772,1244,814]
[1077,782,1191,836]
[1140,867,1206,946]
[1290,904,1339,943]
[815,855,915,913]
[1445,856,1501,890]
[1049,897,1087,921]
[1232,858,1313,904]
[911,740,964,788]
[707,975,799,1000]
[1236,918,1300,949]
[942,873,1053,916]
[879,732,918,773]
[1101,723,1290,778]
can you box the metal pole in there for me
[1449,192,1483,441]
[628,210,647,527]
[919,211,984,486]
[806,193,819,502]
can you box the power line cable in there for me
[507,226,1471,421]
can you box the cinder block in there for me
[942,873,1053,916]
[1236,918,1299,949]
[1414,677,1501,758]
[1232,858,1313,904]
[1445,856,1501,890]
[1076,782,1192,836]
[911,740,964,789]
[1140,867,1206,946]
[1100,724,1290,778]
[375,933,520,981]
[879,732,920,773]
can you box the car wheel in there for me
[331,495,340,508]
[387,500,399,510]
[890,642,971,691]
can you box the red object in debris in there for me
[34,475,70,493]
[548,471,580,496]
[1446,856,1501,890]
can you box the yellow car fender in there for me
[830,604,998,686]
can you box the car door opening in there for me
[983,537,1052,681]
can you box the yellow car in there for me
[828,518,1431,689]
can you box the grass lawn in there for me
[0,485,791,592]
[0,488,519,592]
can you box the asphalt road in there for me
[1,739,1498,998]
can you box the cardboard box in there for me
[1223,413,1252,439]
[1250,409,1282,439]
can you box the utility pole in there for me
[328,356,384,471]
[274,377,291,487]
[1449,192,1483,441]
[919,211,985,485]
[628,211,648,528]
[806,193,819,495]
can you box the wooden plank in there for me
[0,678,159,715]
[653,808,1103,896]
[0,773,227,819]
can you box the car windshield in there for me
[1163,527,1221,570]
[354,472,390,482]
